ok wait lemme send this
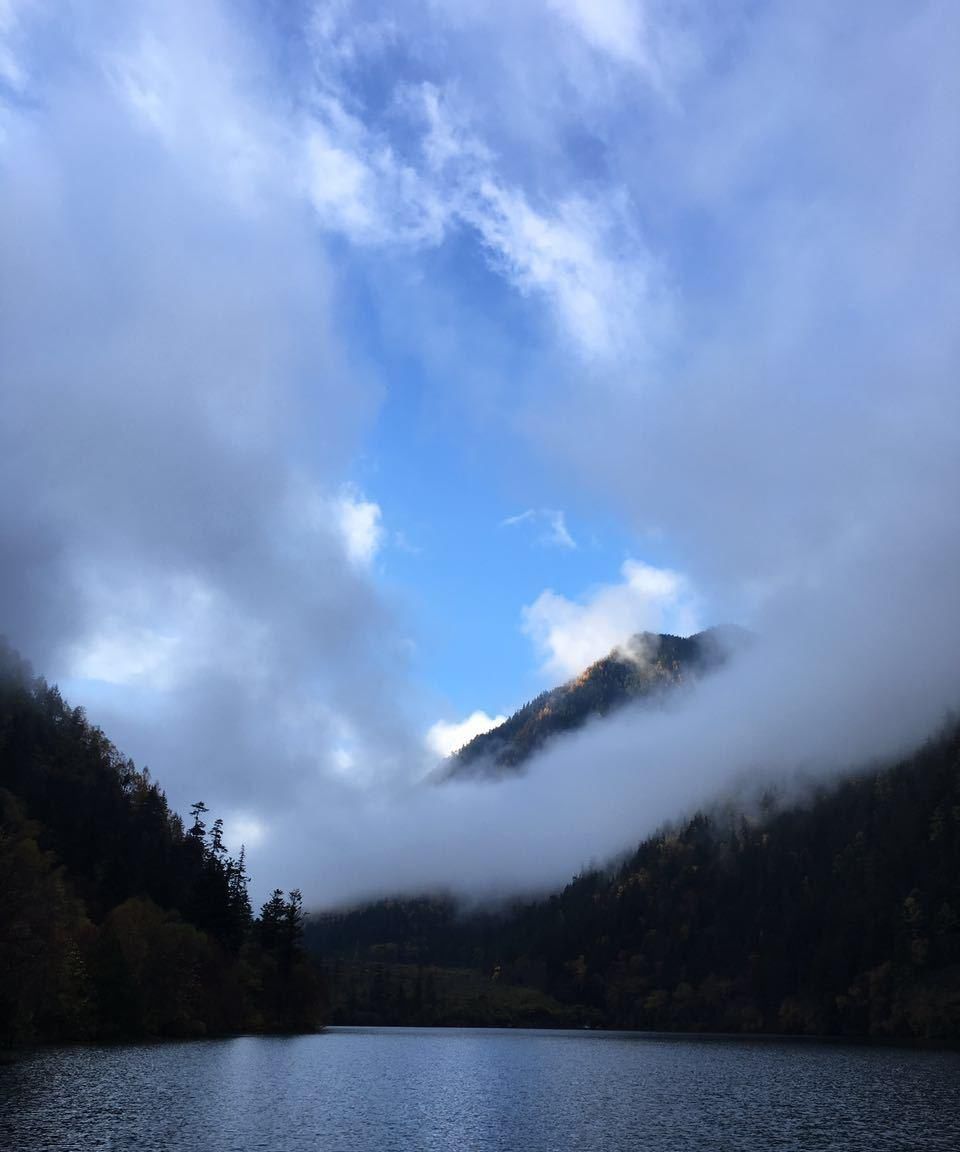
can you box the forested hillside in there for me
[0,643,323,1045]
[7,629,959,1046]
[311,722,960,1041]
[448,629,730,777]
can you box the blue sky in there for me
[343,238,689,720]
[1,1,958,903]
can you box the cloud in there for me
[335,487,385,567]
[0,0,423,859]
[292,35,663,358]
[501,508,577,550]
[261,0,960,908]
[68,626,181,690]
[426,710,508,759]
[225,812,267,850]
[546,0,658,76]
[0,0,28,93]
[302,110,447,246]
[522,559,698,679]
[462,183,658,356]
[303,122,383,241]
[2,0,958,915]
[306,0,399,84]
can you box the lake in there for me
[2,1027,959,1151]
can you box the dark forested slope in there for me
[0,643,323,1044]
[311,722,960,1041]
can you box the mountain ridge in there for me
[310,719,960,1041]
[447,626,739,778]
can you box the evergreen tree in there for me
[188,801,209,844]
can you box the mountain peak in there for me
[446,627,738,779]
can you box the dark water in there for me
[2,1028,959,1151]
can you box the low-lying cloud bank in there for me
[267,578,960,908]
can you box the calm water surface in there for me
[2,1027,959,1151]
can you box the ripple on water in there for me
[1,1029,959,1152]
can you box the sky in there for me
[1,0,959,906]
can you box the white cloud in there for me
[307,0,398,80]
[331,743,357,779]
[501,510,536,527]
[226,812,267,850]
[69,625,181,689]
[0,0,29,93]
[302,96,448,247]
[335,486,385,567]
[304,123,382,240]
[418,82,478,172]
[547,0,657,74]
[464,182,655,356]
[293,479,387,569]
[523,558,699,679]
[502,508,577,549]
[426,709,507,758]
[62,571,280,700]
[102,6,289,215]
[293,60,661,358]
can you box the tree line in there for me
[311,720,960,1042]
[0,642,323,1044]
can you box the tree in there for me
[209,817,226,859]
[188,801,209,845]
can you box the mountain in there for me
[309,720,960,1041]
[447,627,738,778]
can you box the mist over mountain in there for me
[5,628,959,1046]
[0,0,957,940]
[309,717,960,1041]
[448,627,740,777]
